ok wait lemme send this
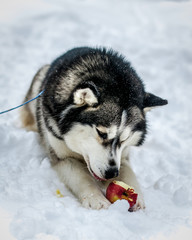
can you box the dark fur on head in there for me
[39,47,167,144]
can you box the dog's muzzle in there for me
[104,167,119,179]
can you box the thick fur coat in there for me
[21,47,167,210]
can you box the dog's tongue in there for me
[92,171,107,181]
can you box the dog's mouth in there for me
[85,156,107,181]
[89,167,107,181]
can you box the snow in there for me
[0,0,192,239]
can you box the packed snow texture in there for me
[0,0,192,239]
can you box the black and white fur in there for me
[21,47,167,210]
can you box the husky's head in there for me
[59,82,167,181]
[54,48,168,181]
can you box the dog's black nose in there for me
[105,167,119,179]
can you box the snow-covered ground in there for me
[0,0,192,239]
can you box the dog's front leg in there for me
[53,158,111,210]
[118,160,145,211]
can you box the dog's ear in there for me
[73,82,100,107]
[143,92,168,113]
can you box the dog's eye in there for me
[96,128,107,140]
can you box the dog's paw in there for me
[81,194,111,210]
[129,195,145,212]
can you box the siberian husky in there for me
[20,47,168,210]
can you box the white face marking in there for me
[118,109,143,146]
[129,131,143,145]
[46,130,81,161]
[64,123,113,179]
[62,108,143,180]
[119,126,132,142]
[120,129,143,146]
[108,125,118,140]
[119,110,127,132]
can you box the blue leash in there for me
[0,90,44,115]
